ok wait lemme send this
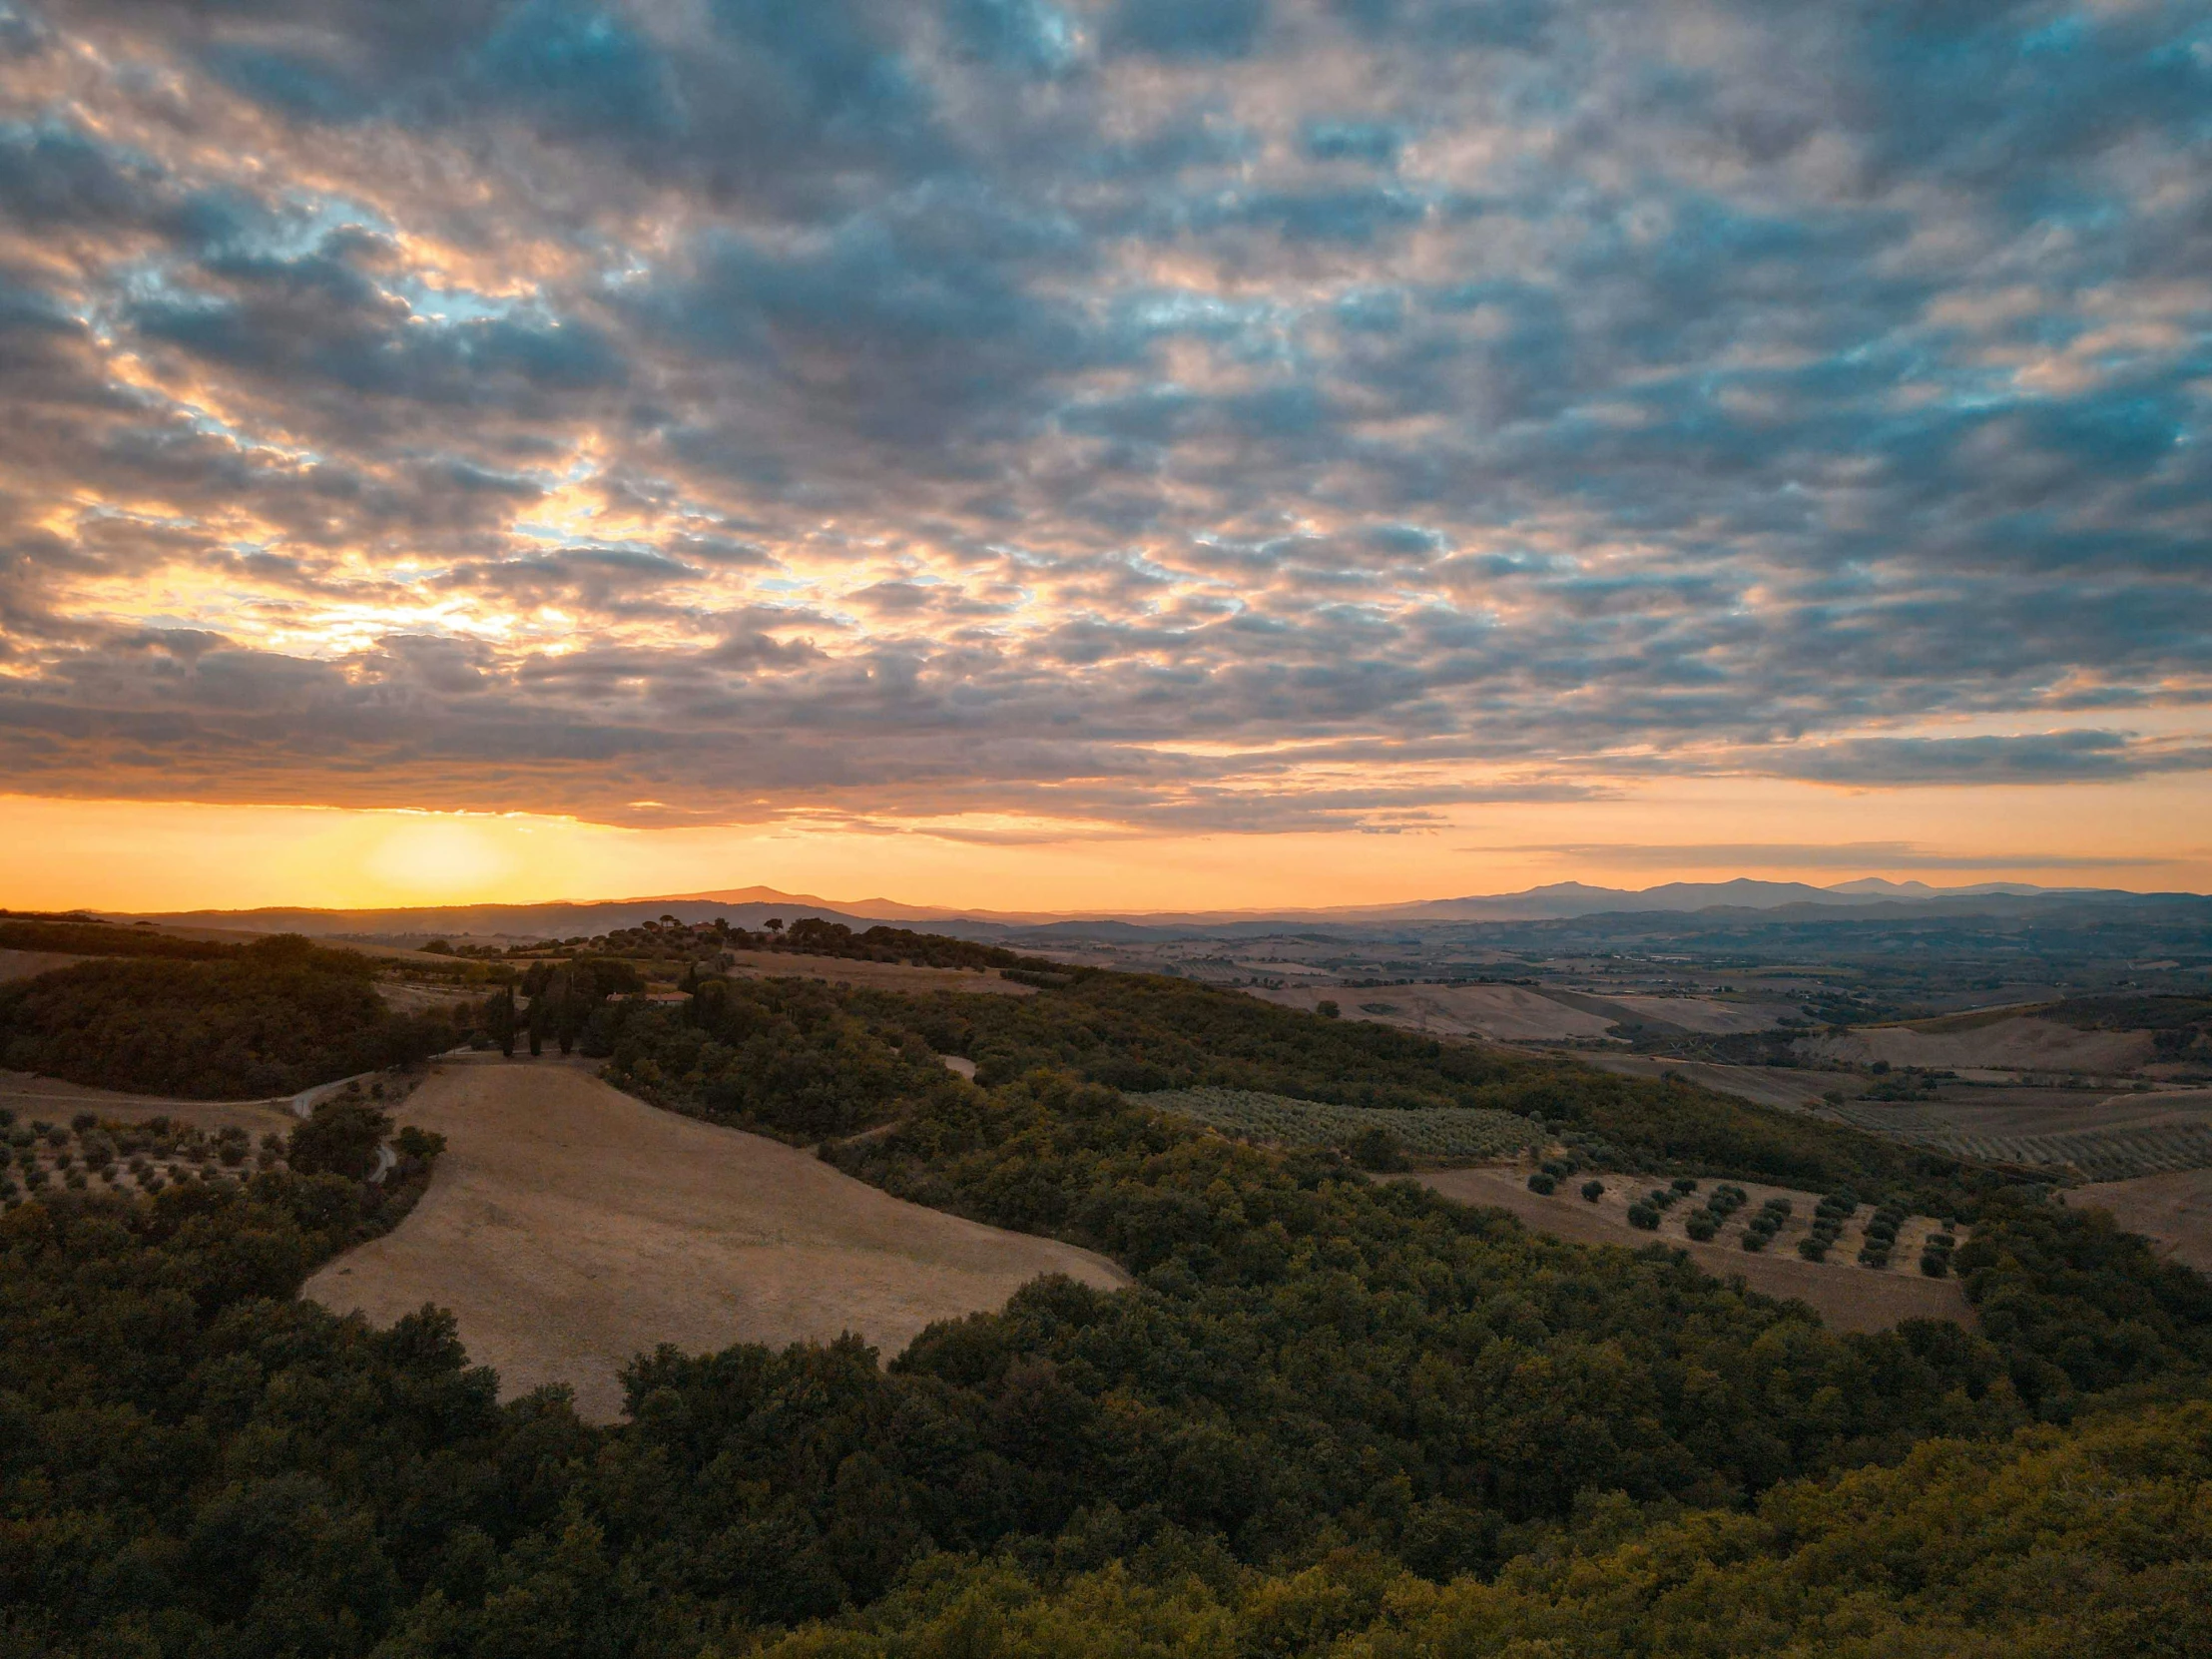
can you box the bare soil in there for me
[1416,1166,1973,1333]
[2070,1169,2212,1275]
[304,1059,1127,1421]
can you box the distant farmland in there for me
[1132,1086,1536,1160]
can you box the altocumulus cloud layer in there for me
[0,0,2207,833]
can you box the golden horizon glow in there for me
[3,777,2206,917]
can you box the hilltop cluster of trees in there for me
[0,934,2207,1655]
[0,935,462,1097]
[480,914,1056,975]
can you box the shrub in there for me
[1580,1179,1605,1202]
[1685,1213,1719,1242]
[1627,1203,1661,1230]
[1741,1231,1767,1252]
[1797,1237,1828,1262]
[1527,1172,1557,1195]
[1316,1000,1340,1018]
[1920,1252,1949,1277]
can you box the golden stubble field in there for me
[304,1059,1127,1421]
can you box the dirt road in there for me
[304,1059,1127,1420]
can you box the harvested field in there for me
[1416,1166,1973,1333]
[305,1059,1127,1421]
[1597,994,1790,1035]
[1581,1054,1861,1113]
[0,1068,298,1139]
[2071,1169,2212,1275]
[1802,1018,2152,1075]
[376,978,473,1014]
[0,948,85,983]
[1133,1087,1536,1160]
[722,950,1037,997]
[1827,1087,2212,1179]
[1247,982,1616,1041]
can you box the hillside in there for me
[0,924,2207,1658]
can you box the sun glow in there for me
[362,817,519,896]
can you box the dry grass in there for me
[304,1059,1127,1421]
[1415,1166,1973,1334]
[0,948,87,984]
[0,1069,298,1138]
[2070,1168,2212,1275]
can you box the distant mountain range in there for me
[103,876,2191,943]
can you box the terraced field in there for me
[1131,1086,1537,1159]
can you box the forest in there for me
[0,942,2206,1655]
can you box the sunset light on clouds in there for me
[1,0,2208,909]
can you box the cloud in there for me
[1105,0,1268,61]
[1763,733,2212,787]
[0,0,2204,836]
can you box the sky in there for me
[0,0,2208,913]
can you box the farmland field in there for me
[1132,1085,1537,1158]
[306,1057,1126,1420]
[1245,982,1618,1041]
[2071,1168,2212,1274]
[1416,1166,1973,1333]
[0,948,85,984]
[1582,1053,1862,1112]
[1827,1087,2212,1179]
[1802,1016,2154,1075]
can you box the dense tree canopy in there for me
[0,944,2206,1657]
